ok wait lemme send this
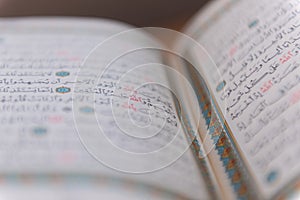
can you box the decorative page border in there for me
[187,68,252,200]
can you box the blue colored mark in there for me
[56,87,71,94]
[266,170,278,183]
[216,81,226,92]
[55,71,70,77]
[80,106,94,113]
[248,19,259,28]
[33,127,47,135]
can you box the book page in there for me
[0,18,210,199]
[183,0,300,198]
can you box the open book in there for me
[1,0,300,199]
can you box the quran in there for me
[1,0,300,199]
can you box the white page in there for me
[184,0,300,198]
[0,17,210,199]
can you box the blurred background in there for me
[0,0,210,30]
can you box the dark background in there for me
[0,0,211,30]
